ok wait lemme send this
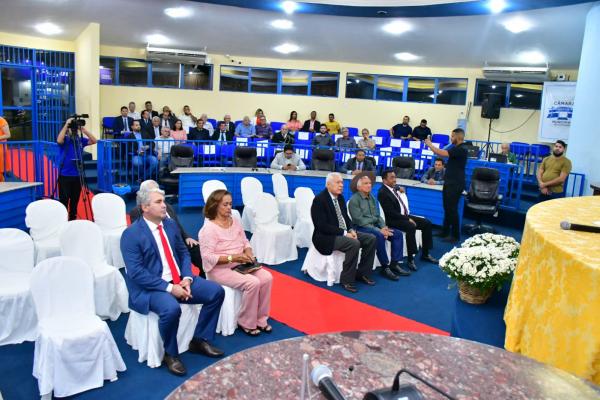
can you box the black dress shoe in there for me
[442,236,460,244]
[389,263,411,276]
[163,354,186,376]
[380,267,400,281]
[358,275,376,285]
[341,283,358,293]
[421,254,439,264]
[188,338,224,358]
[406,260,417,271]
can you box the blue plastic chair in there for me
[207,118,217,129]
[270,121,284,132]
[432,133,449,145]
[102,117,115,136]
[347,127,359,136]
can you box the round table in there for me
[505,196,600,384]
[166,331,600,399]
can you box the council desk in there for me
[172,167,463,226]
[0,182,41,230]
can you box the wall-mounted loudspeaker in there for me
[481,93,502,119]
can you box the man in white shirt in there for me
[120,189,225,376]
[180,105,197,132]
[270,144,306,170]
[128,101,140,120]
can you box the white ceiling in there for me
[0,0,593,68]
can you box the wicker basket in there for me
[458,281,493,304]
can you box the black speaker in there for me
[481,93,501,119]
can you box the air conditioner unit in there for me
[146,45,207,65]
[482,65,549,82]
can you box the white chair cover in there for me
[215,285,243,336]
[0,229,37,345]
[60,221,129,321]
[379,200,421,256]
[25,200,68,264]
[250,193,298,265]
[202,179,242,225]
[92,193,127,269]
[124,304,200,368]
[293,187,315,248]
[301,244,345,287]
[272,173,297,226]
[241,177,263,232]
[30,257,125,398]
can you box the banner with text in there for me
[538,82,576,142]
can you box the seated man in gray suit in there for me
[340,149,375,175]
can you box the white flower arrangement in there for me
[439,233,520,291]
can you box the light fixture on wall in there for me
[35,22,62,35]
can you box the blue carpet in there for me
[0,201,525,399]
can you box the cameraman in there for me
[57,117,97,220]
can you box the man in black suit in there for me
[113,106,134,135]
[188,118,211,141]
[378,169,438,271]
[139,110,153,133]
[302,110,320,133]
[271,124,295,144]
[146,116,162,139]
[144,101,159,118]
[340,149,375,175]
[311,172,376,293]
[160,109,176,130]
[211,121,233,142]
[129,180,204,277]
[221,114,236,136]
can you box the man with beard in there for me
[424,128,468,243]
[536,140,572,202]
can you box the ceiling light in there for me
[164,7,192,18]
[394,52,420,62]
[271,19,293,30]
[491,85,497,89]
[35,22,62,35]
[355,79,360,84]
[146,34,169,45]
[281,1,298,15]
[382,21,411,35]
[488,0,507,14]
[518,50,546,64]
[503,17,532,33]
[274,43,300,54]
[515,94,524,98]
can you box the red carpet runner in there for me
[268,268,448,336]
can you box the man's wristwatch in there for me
[227,255,233,263]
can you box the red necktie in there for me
[157,225,181,284]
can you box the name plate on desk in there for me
[297,131,310,141]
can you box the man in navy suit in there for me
[113,106,134,135]
[120,188,225,376]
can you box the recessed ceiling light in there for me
[274,43,300,54]
[394,52,420,62]
[502,17,532,33]
[382,20,411,35]
[35,22,62,35]
[488,0,507,14]
[518,50,546,64]
[146,34,169,45]
[164,7,192,18]
[271,19,293,30]
[281,1,298,15]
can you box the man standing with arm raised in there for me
[424,128,468,243]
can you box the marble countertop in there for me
[166,331,600,400]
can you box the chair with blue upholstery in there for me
[102,117,115,137]
[347,127,359,136]
[270,121,284,132]
[431,134,450,145]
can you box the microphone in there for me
[560,221,600,234]
[310,365,347,400]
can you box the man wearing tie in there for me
[211,121,233,142]
[121,188,225,376]
[378,170,438,271]
[146,116,162,139]
[311,172,376,293]
[113,106,134,135]
[139,110,152,133]
[340,149,375,175]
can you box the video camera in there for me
[68,113,89,132]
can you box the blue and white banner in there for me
[538,82,576,142]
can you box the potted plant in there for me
[439,233,520,304]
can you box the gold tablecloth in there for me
[505,196,600,384]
